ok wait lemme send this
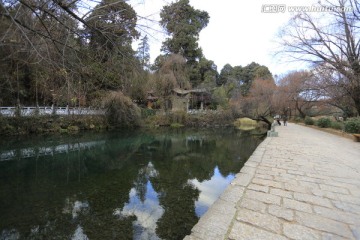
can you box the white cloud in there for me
[114,181,164,240]
[131,0,319,75]
[62,198,89,219]
[188,166,234,217]
[72,225,89,240]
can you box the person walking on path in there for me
[283,115,288,126]
[275,115,281,126]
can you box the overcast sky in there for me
[130,0,319,77]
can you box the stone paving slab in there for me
[184,123,360,240]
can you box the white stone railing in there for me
[0,106,105,117]
[187,109,218,115]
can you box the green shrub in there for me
[316,118,331,128]
[67,125,80,132]
[194,109,234,126]
[170,111,187,124]
[59,128,68,133]
[141,108,156,118]
[330,121,343,131]
[304,117,314,125]
[144,109,235,127]
[103,91,141,128]
[294,117,303,123]
[344,118,360,133]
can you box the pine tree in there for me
[136,35,150,70]
[160,0,209,64]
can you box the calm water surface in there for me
[0,128,263,240]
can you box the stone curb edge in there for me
[184,137,272,240]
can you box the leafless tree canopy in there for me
[277,70,323,118]
[278,0,360,116]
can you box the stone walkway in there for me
[184,123,360,240]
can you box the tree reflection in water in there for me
[0,128,263,240]
[114,162,164,240]
[188,166,235,217]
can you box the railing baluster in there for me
[0,106,105,116]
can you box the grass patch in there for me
[170,123,185,128]
[330,121,343,131]
[233,118,257,130]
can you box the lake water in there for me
[0,128,263,240]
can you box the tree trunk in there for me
[353,98,360,117]
[351,86,360,116]
[259,116,272,130]
[295,101,306,119]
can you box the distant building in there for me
[146,91,159,109]
[171,88,211,112]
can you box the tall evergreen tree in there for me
[136,35,150,70]
[218,64,234,86]
[83,0,140,95]
[197,57,218,88]
[218,62,273,97]
[85,0,139,58]
[159,0,209,87]
[160,0,209,63]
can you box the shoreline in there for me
[0,115,109,136]
[0,111,240,136]
[185,123,360,239]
